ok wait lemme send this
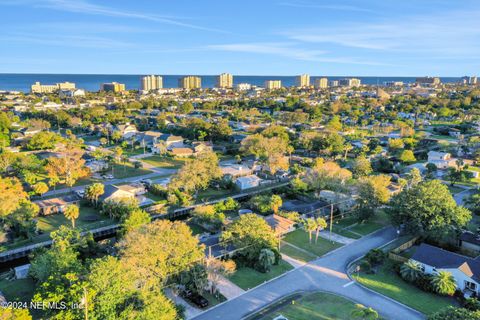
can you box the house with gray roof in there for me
[411,243,480,296]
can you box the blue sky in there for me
[0,0,479,76]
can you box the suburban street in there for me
[193,227,424,320]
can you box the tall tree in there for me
[304,218,317,243]
[388,180,471,238]
[118,220,204,289]
[64,204,80,228]
[315,217,327,243]
[221,214,278,266]
[84,182,105,207]
[0,176,27,217]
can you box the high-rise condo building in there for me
[141,75,163,91]
[101,82,126,92]
[216,73,233,88]
[295,74,310,87]
[264,80,282,90]
[314,78,328,89]
[329,80,339,87]
[339,78,361,87]
[416,77,441,85]
[31,81,76,93]
[462,76,478,85]
[179,76,201,89]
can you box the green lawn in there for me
[111,163,152,179]
[280,242,317,262]
[228,260,294,290]
[282,230,343,257]
[187,221,209,235]
[141,155,189,169]
[447,185,465,195]
[248,291,364,320]
[123,147,147,156]
[202,291,227,307]
[1,203,116,252]
[353,260,454,315]
[349,222,384,236]
[331,225,362,239]
[197,188,231,201]
[0,278,35,303]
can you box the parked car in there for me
[188,293,209,308]
[180,290,209,308]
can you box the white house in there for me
[236,175,261,190]
[114,123,138,140]
[411,243,480,296]
[427,151,457,169]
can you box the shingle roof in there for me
[412,243,480,282]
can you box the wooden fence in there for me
[388,236,419,263]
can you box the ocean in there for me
[0,74,462,92]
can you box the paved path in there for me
[281,253,306,269]
[217,276,245,300]
[165,288,201,320]
[453,188,475,206]
[193,227,424,320]
[318,230,356,244]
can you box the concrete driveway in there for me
[193,227,424,320]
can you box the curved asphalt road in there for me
[193,227,424,320]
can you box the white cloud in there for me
[284,8,480,57]
[278,1,374,13]
[206,42,390,65]
[3,0,226,33]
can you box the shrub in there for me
[149,184,168,198]
[365,249,386,266]
[360,261,372,273]
[464,298,480,311]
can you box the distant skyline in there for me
[1,0,480,76]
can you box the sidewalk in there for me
[165,288,201,320]
[216,275,245,299]
[318,230,356,244]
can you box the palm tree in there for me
[85,183,105,207]
[400,260,423,282]
[258,249,275,273]
[351,304,379,320]
[304,218,317,243]
[64,204,80,228]
[431,271,457,295]
[314,217,327,243]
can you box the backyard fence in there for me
[387,236,419,263]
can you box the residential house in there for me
[170,147,194,157]
[137,131,163,149]
[459,231,480,255]
[99,184,152,206]
[34,195,80,216]
[427,151,457,169]
[221,164,253,179]
[449,128,462,138]
[159,134,184,150]
[411,243,480,296]
[114,123,138,140]
[85,160,109,173]
[236,175,261,190]
[192,141,213,153]
[262,214,295,235]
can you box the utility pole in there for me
[83,287,88,320]
[329,204,334,242]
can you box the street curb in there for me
[191,229,362,319]
[191,227,398,319]
[345,239,426,319]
